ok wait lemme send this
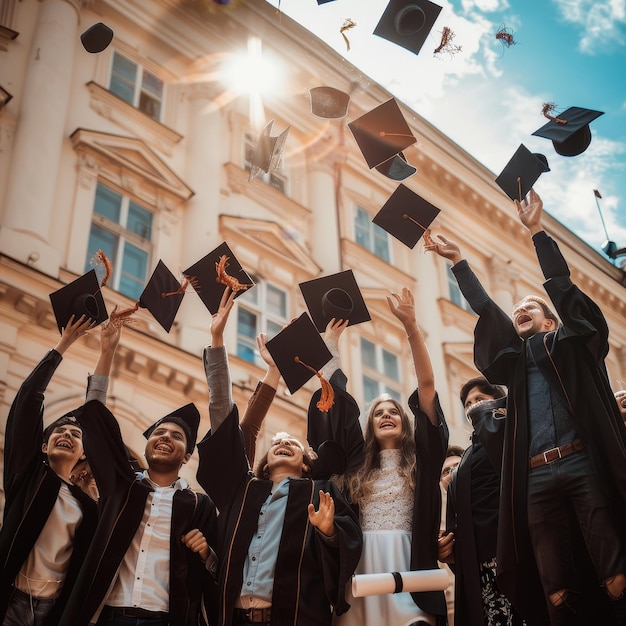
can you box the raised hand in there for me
[100,307,123,355]
[386,287,416,330]
[424,234,462,265]
[211,287,236,348]
[324,317,349,351]
[308,490,336,537]
[515,188,544,235]
[54,314,95,355]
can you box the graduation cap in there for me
[49,269,109,334]
[532,106,604,157]
[373,0,443,56]
[495,144,550,201]
[372,184,441,248]
[143,403,201,453]
[248,120,290,182]
[138,260,186,332]
[266,313,333,401]
[184,242,254,315]
[80,22,114,54]
[309,86,351,119]
[317,0,338,3]
[299,270,371,332]
[375,152,417,181]
[348,98,417,169]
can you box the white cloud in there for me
[552,0,626,53]
[461,0,510,12]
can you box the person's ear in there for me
[181,452,191,465]
[543,319,557,331]
[42,442,48,454]
[263,464,269,472]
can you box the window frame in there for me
[446,261,474,313]
[360,336,402,403]
[354,205,391,263]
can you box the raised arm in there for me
[85,310,123,405]
[387,288,438,426]
[204,287,236,432]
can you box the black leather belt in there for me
[233,607,272,623]
[101,605,169,622]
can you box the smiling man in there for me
[428,189,626,625]
[0,315,98,626]
[58,323,218,626]
[196,287,362,626]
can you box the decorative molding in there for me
[70,128,194,204]
[0,24,18,52]
[438,297,477,335]
[86,82,183,157]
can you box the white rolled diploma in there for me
[352,569,449,597]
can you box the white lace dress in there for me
[334,449,434,626]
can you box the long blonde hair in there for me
[340,394,416,505]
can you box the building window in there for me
[109,52,164,121]
[244,132,287,194]
[85,182,153,300]
[236,279,288,365]
[361,337,402,403]
[446,262,474,313]
[354,206,390,263]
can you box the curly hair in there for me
[254,433,318,480]
[338,394,415,505]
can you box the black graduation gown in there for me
[307,371,449,625]
[196,406,363,626]
[472,260,626,623]
[0,350,98,625]
[445,397,511,626]
[59,399,218,626]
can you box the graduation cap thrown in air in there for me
[143,403,201,453]
[299,270,371,332]
[375,152,417,181]
[309,86,351,120]
[372,183,441,248]
[138,260,187,333]
[348,98,417,169]
[184,242,254,315]
[494,144,550,202]
[265,313,333,396]
[373,0,443,56]
[532,106,604,157]
[80,22,114,54]
[49,269,109,334]
[248,120,290,182]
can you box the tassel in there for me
[541,103,568,125]
[294,356,335,411]
[92,249,113,287]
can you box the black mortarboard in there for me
[317,0,338,4]
[184,242,254,315]
[532,106,604,157]
[143,403,200,453]
[138,260,185,333]
[299,270,371,332]
[80,22,114,54]
[348,98,417,169]
[249,120,290,182]
[373,0,443,56]
[375,152,417,181]
[266,313,333,395]
[372,184,441,248]
[49,269,109,333]
[309,86,351,119]
[495,144,550,201]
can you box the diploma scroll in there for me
[352,569,449,597]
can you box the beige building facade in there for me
[1,0,625,560]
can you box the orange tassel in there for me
[294,357,335,411]
[91,249,113,287]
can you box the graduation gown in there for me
[59,399,218,626]
[307,371,449,624]
[196,406,363,626]
[0,350,98,625]
[469,236,626,624]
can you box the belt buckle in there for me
[543,446,562,464]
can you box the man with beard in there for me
[59,322,218,626]
[428,189,626,625]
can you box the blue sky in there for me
[263,0,626,262]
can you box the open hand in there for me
[308,490,336,537]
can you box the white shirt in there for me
[105,471,187,611]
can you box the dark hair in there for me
[254,436,318,480]
[459,376,507,407]
[43,413,82,445]
[514,295,560,326]
[446,445,465,458]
